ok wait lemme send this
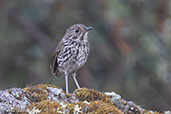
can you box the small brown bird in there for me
[50,24,93,93]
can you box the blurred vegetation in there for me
[0,0,171,112]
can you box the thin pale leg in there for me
[65,72,69,93]
[72,72,80,89]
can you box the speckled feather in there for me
[50,24,90,77]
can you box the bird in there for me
[50,24,93,93]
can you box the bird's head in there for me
[64,24,93,42]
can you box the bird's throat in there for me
[80,32,88,41]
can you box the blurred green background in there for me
[0,0,171,112]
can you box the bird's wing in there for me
[50,41,64,76]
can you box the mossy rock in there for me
[0,84,166,114]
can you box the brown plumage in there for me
[50,24,93,93]
[50,42,64,76]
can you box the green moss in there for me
[21,84,162,114]
[24,84,61,102]
[27,100,62,114]
[144,111,162,114]
[73,88,110,102]
[27,100,122,114]
[88,101,122,114]
[65,102,86,114]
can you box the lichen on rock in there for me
[0,88,30,113]
[0,84,168,114]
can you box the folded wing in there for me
[50,41,64,76]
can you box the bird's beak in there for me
[86,26,93,31]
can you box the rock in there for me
[0,84,168,114]
[0,88,30,114]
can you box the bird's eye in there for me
[75,29,79,33]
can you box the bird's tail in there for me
[50,53,60,77]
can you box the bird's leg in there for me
[72,72,80,89]
[64,72,69,93]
